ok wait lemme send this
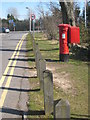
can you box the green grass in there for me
[34,32,59,61]
[26,33,88,119]
[26,33,53,119]
[26,34,35,66]
[27,77,53,119]
[53,63,88,117]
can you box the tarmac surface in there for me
[0,31,30,120]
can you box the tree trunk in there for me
[59,0,75,26]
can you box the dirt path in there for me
[46,62,76,95]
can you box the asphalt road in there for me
[0,31,30,119]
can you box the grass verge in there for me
[26,32,88,119]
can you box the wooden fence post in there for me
[36,51,42,77]
[32,39,35,53]
[39,59,46,90]
[35,43,39,68]
[54,99,70,119]
[43,70,53,115]
[34,43,42,77]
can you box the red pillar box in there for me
[68,26,80,44]
[58,24,70,62]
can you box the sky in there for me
[0,0,86,20]
[1,2,41,20]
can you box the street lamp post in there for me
[85,0,87,28]
[31,14,35,39]
[26,7,31,32]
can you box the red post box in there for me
[58,24,70,62]
[68,26,80,44]
[58,24,80,62]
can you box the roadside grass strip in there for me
[0,34,27,108]
[26,33,88,118]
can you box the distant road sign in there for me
[9,19,14,24]
[31,14,35,20]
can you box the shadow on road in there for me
[3,74,37,79]
[8,58,35,62]
[0,87,40,92]
[0,48,33,53]
[1,107,89,119]
[1,107,45,117]
[1,107,23,116]
[9,66,36,70]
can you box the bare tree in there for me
[73,3,80,26]
[7,7,18,19]
[37,1,76,39]
[37,2,62,39]
[59,0,75,26]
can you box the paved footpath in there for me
[0,32,31,120]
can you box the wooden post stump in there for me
[43,70,53,115]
